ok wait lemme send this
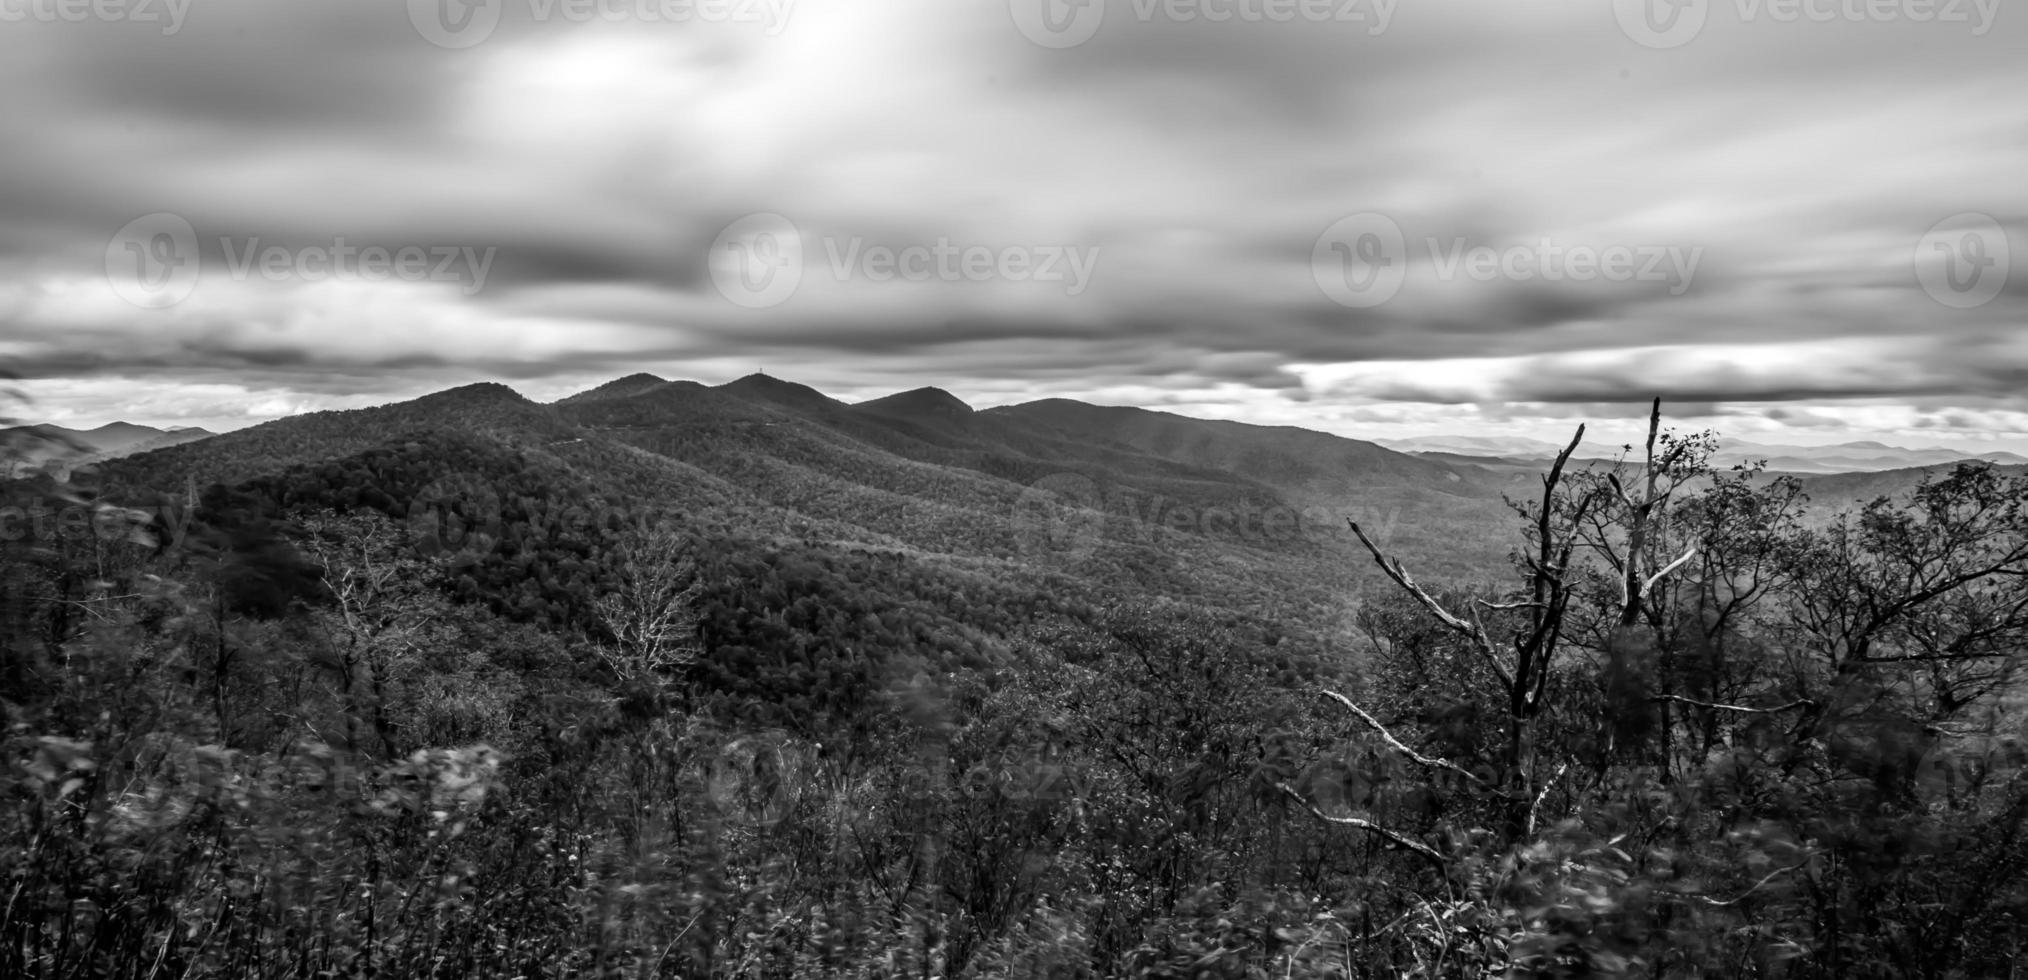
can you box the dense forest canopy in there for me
[5,383,2028,978]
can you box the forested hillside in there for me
[5,383,2028,977]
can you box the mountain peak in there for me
[0,418,216,469]
[718,373,839,411]
[409,382,535,415]
[557,373,671,404]
[89,421,156,435]
[858,386,973,420]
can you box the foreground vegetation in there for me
[5,400,2028,977]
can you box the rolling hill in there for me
[43,379,1997,619]
[1,420,215,476]
[32,374,1550,650]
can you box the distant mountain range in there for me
[1,421,216,476]
[11,375,2022,648]
[1377,434,2028,474]
[21,374,1543,643]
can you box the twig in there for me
[1347,520,1517,694]
[1317,690,1502,793]
[1690,863,1807,907]
[1526,764,1568,837]
[1649,695,1814,715]
[1644,546,1698,594]
[1276,783,1447,868]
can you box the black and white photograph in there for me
[3,0,2026,976]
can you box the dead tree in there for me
[300,512,440,759]
[592,520,703,684]
[1291,403,1694,845]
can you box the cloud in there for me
[0,0,2022,446]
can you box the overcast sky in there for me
[1,0,2023,450]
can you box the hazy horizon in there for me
[13,371,2028,458]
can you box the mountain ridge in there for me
[46,372,1537,631]
[1,420,217,475]
[1381,433,2028,474]
[29,372,2017,654]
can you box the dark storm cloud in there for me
[0,0,2024,443]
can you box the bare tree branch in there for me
[1317,690,1502,793]
[1644,545,1698,595]
[1276,783,1448,868]
[1649,695,1815,715]
[593,520,703,681]
[1688,863,1808,907]
[1526,763,1568,837]
[1348,519,1515,694]
[1617,398,1668,627]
